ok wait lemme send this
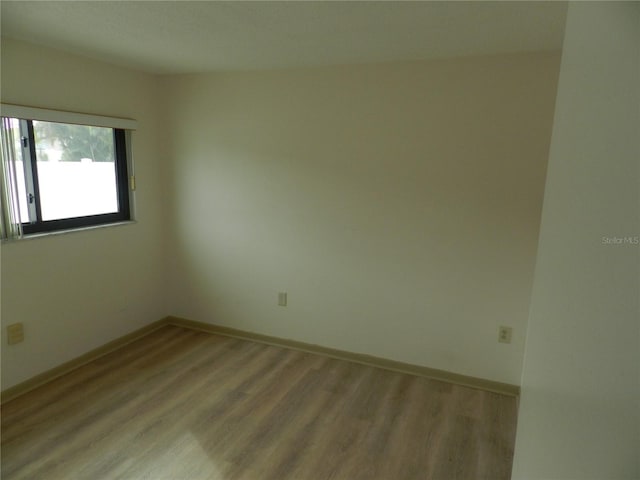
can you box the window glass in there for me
[32,121,119,221]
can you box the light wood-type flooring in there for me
[1,325,518,479]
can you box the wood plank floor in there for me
[1,325,518,480]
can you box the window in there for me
[1,105,136,238]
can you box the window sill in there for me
[1,220,137,244]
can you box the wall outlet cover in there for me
[7,323,25,345]
[278,292,287,307]
[498,326,513,344]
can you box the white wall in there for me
[512,3,639,478]
[0,38,168,389]
[163,52,560,385]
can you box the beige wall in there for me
[512,3,640,478]
[163,52,560,385]
[0,38,168,389]
[0,41,562,391]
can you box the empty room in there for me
[0,1,638,479]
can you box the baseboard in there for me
[2,315,520,403]
[166,316,520,397]
[1,318,170,404]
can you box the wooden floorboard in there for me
[1,325,518,480]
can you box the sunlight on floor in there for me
[142,432,227,480]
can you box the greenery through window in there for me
[34,122,115,163]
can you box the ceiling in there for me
[1,1,567,75]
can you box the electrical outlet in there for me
[278,292,287,307]
[7,323,24,345]
[498,326,512,344]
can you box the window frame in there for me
[19,121,131,235]
[1,104,137,237]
